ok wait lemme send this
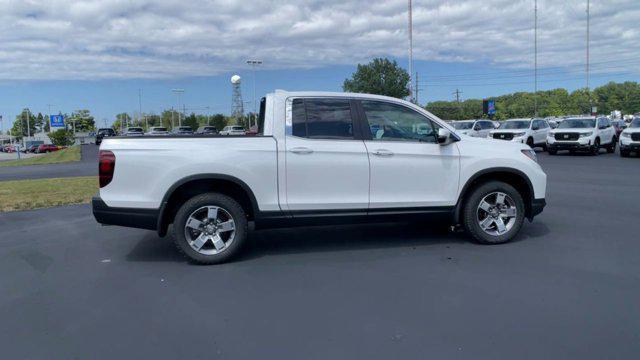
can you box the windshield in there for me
[233,127,244,130]
[500,120,530,130]
[178,127,191,131]
[558,119,595,129]
[128,128,143,132]
[630,119,640,128]
[203,127,216,131]
[452,122,474,130]
[98,129,113,135]
[152,127,167,132]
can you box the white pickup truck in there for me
[93,90,547,264]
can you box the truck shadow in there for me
[125,221,550,264]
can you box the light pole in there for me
[534,0,538,117]
[46,104,55,133]
[246,59,262,128]
[408,0,414,103]
[172,89,185,127]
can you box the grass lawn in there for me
[0,146,81,167]
[0,176,97,212]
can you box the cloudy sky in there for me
[0,0,639,125]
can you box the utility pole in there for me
[139,88,147,130]
[46,104,55,133]
[25,108,31,142]
[586,0,591,114]
[414,72,419,105]
[534,0,538,117]
[408,0,414,103]
[246,59,263,128]
[453,89,462,118]
[172,89,185,127]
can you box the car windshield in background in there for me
[128,128,143,132]
[558,119,595,128]
[630,119,640,128]
[98,129,113,135]
[232,127,244,131]
[153,127,167,132]
[500,121,530,129]
[452,122,473,130]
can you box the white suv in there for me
[489,118,550,150]
[619,117,640,157]
[220,126,246,136]
[451,120,495,138]
[547,117,616,155]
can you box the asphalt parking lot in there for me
[1,151,639,359]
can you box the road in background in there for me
[1,152,639,359]
[0,145,97,181]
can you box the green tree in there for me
[48,129,75,146]
[183,113,199,131]
[68,110,95,132]
[343,58,410,99]
[10,109,37,138]
[112,113,132,133]
[211,114,228,130]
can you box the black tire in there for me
[620,149,630,158]
[462,181,526,245]
[591,138,600,156]
[548,148,557,155]
[173,193,248,265]
[607,138,616,153]
[526,137,534,148]
[541,143,548,152]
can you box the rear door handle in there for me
[372,149,394,157]
[290,147,314,154]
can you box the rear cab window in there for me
[291,98,354,139]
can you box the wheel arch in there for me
[157,174,259,237]
[454,167,535,224]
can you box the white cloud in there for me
[0,0,637,80]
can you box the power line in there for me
[418,57,640,81]
[421,71,633,87]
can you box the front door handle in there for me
[290,147,314,154]
[372,149,394,157]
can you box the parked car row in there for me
[1,144,64,153]
[451,116,640,157]
[94,125,249,145]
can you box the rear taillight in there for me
[99,150,116,188]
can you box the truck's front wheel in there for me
[174,193,248,264]
[462,181,525,245]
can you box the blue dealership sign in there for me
[487,100,496,115]
[50,115,65,128]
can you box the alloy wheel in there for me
[184,206,236,255]
[476,192,517,236]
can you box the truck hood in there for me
[490,129,528,134]
[461,133,528,150]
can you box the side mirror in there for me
[473,124,481,131]
[532,125,540,131]
[438,128,456,145]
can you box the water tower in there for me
[231,75,244,119]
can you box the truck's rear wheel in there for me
[174,193,248,264]
[462,181,525,244]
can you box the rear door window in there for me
[291,98,354,139]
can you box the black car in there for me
[196,126,218,135]
[96,128,116,145]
